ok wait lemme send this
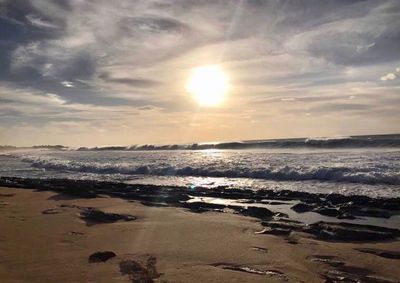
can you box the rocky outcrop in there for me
[80,208,136,225]
[260,219,400,242]
[354,248,400,260]
[88,251,116,263]
[119,256,160,283]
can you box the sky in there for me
[0,0,399,146]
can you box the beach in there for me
[1,0,399,281]
[1,186,399,283]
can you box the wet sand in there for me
[0,187,399,282]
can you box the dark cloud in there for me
[0,0,65,81]
[271,0,374,29]
[0,0,399,142]
[309,30,400,66]
[119,15,190,34]
[99,72,162,88]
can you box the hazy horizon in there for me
[0,132,398,148]
[1,0,400,146]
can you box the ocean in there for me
[1,134,399,198]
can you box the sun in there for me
[186,65,230,106]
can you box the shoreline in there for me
[1,186,400,282]
[1,176,400,225]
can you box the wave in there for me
[21,156,400,185]
[75,134,400,151]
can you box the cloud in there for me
[61,80,74,88]
[119,15,190,34]
[380,73,396,81]
[1,0,400,145]
[285,1,400,66]
[25,14,59,29]
[98,72,161,87]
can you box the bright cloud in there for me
[381,73,397,81]
[61,81,75,88]
[0,0,399,146]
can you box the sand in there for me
[0,187,399,283]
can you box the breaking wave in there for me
[21,156,400,185]
[76,134,400,151]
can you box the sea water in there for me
[1,137,399,198]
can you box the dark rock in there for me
[322,266,395,283]
[307,222,400,242]
[337,212,357,220]
[308,255,344,267]
[287,239,298,245]
[238,206,274,219]
[88,251,116,263]
[260,220,400,243]
[309,255,396,283]
[376,199,400,211]
[261,200,287,205]
[291,203,315,213]
[80,208,136,225]
[355,248,400,260]
[326,194,352,205]
[59,204,83,209]
[354,208,391,219]
[0,193,15,197]
[182,202,226,213]
[119,256,160,282]
[68,231,84,236]
[339,205,392,219]
[41,208,63,214]
[140,201,169,207]
[255,227,292,235]
[313,207,340,217]
[262,220,306,232]
[210,262,287,278]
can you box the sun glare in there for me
[186,65,230,107]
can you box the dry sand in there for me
[0,187,399,282]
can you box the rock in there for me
[322,266,395,283]
[355,248,400,260]
[262,220,306,232]
[354,208,391,219]
[80,208,136,225]
[88,251,116,263]
[42,208,63,215]
[260,220,400,243]
[313,207,340,217]
[307,222,400,242]
[211,262,287,279]
[140,201,169,207]
[308,255,396,283]
[251,246,268,253]
[119,256,160,282]
[308,255,344,267]
[182,202,226,213]
[256,227,291,235]
[238,206,274,219]
[337,212,356,220]
[0,193,15,197]
[339,205,392,219]
[291,203,315,213]
[68,231,84,236]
